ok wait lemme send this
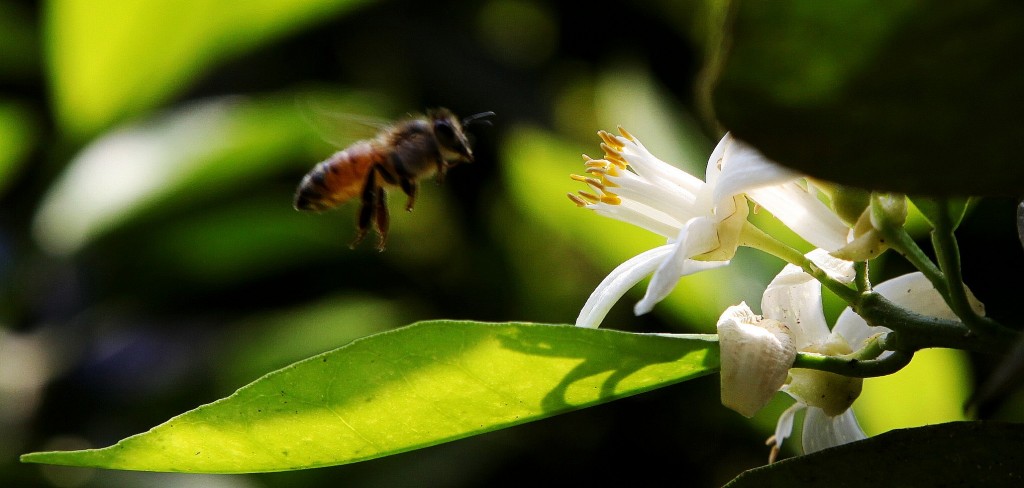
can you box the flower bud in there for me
[869,193,908,231]
[718,305,796,417]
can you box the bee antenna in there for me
[462,111,496,127]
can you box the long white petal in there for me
[872,271,971,320]
[806,248,856,284]
[832,271,968,349]
[575,246,674,328]
[773,402,805,453]
[747,182,850,251]
[801,407,867,454]
[615,135,705,195]
[591,200,682,239]
[711,135,802,207]
[606,169,701,219]
[633,217,727,315]
[761,264,831,349]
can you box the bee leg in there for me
[434,157,447,184]
[398,176,418,212]
[351,168,379,249]
[373,187,389,252]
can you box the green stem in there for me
[855,293,1017,354]
[740,223,860,305]
[929,205,982,320]
[792,349,913,378]
[878,225,948,298]
[853,261,870,293]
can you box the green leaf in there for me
[723,421,1024,487]
[709,0,1024,196]
[21,321,718,473]
[909,196,971,231]
[45,0,371,137]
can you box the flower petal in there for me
[633,217,728,315]
[832,271,981,350]
[575,245,674,328]
[772,402,805,455]
[761,263,831,349]
[612,133,705,195]
[718,307,796,417]
[590,200,682,239]
[711,135,802,207]
[746,182,850,251]
[801,407,867,454]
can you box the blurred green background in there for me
[1,1,1020,486]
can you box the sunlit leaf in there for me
[218,295,411,390]
[709,0,1024,196]
[21,321,719,472]
[45,0,372,137]
[31,92,383,255]
[724,421,1024,487]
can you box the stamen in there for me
[617,126,636,141]
[577,191,600,203]
[598,130,624,150]
[765,435,780,464]
[567,193,589,207]
[599,145,628,168]
[571,174,608,192]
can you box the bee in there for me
[294,108,494,251]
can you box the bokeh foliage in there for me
[1,0,1021,486]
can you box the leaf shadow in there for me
[495,326,719,414]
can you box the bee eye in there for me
[434,121,455,138]
[433,120,460,148]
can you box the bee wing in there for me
[296,96,391,148]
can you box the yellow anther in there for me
[577,191,600,203]
[584,176,607,191]
[601,149,627,169]
[617,126,636,141]
[598,130,624,150]
[595,174,618,188]
[600,194,622,205]
[567,193,589,207]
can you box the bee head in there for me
[429,108,476,163]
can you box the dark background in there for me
[1,1,1020,487]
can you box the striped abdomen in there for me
[293,141,383,211]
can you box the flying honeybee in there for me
[294,108,494,251]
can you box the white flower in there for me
[569,129,849,328]
[719,250,975,460]
[717,304,796,417]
